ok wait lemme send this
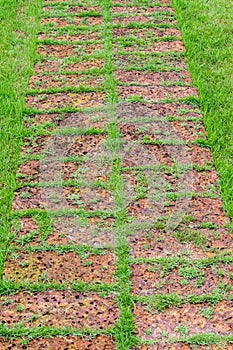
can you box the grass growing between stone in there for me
[0,0,232,349]
[172,0,233,219]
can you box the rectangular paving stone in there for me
[119,140,211,168]
[116,102,202,121]
[131,262,233,296]
[118,119,205,143]
[144,196,229,233]
[3,251,115,284]
[17,157,111,185]
[126,192,216,226]
[37,43,103,58]
[111,6,174,15]
[10,215,115,248]
[0,336,115,350]
[40,16,103,27]
[25,92,105,110]
[12,186,114,212]
[37,44,76,58]
[175,197,229,227]
[134,301,233,340]
[20,133,78,156]
[118,86,197,101]
[28,74,104,90]
[112,28,181,39]
[128,225,233,259]
[114,53,187,71]
[114,40,185,53]
[17,160,79,184]
[112,15,177,25]
[24,111,108,128]
[33,59,104,75]
[0,291,117,329]
[115,70,192,86]
[168,144,213,166]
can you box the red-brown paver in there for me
[134,301,233,339]
[0,336,115,350]
[0,291,117,328]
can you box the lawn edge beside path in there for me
[0,0,43,275]
[171,0,233,221]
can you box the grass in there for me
[180,333,233,346]
[41,7,102,19]
[0,0,232,348]
[101,1,136,348]
[0,0,42,276]
[0,324,104,340]
[0,280,118,296]
[171,0,233,219]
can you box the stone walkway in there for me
[0,0,232,349]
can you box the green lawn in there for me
[171,0,233,220]
[0,0,42,273]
